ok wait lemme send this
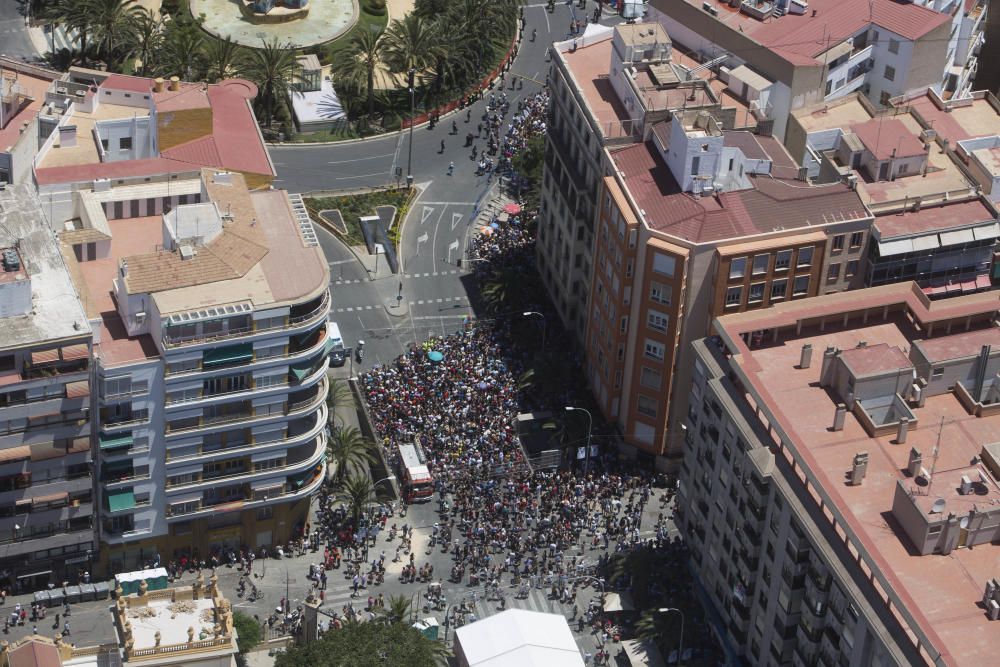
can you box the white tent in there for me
[454,609,585,667]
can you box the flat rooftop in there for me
[611,140,868,243]
[792,95,874,134]
[716,288,1000,667]
[0,183,90,351]
[37,102,150,170]
[676,0,950,66]
[873,198,997,239]
[125,596,217,649]
[0,71,52,153]
[907,91,1000,144]
[60,216,160,367]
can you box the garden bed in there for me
[304,187,413,247]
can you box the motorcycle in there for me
[356,340,365,363]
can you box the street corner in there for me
[382,297,410,319]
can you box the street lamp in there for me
[657,607,685,667]
[406,68,416,187]
[564,406,593,475]
[522,311,546,348]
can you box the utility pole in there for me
[406,69,416,188]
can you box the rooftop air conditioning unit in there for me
[55,86,66,94]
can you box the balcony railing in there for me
[165,354,328,408]
[165,466,325,518]
[100,410,150,430]
[0,518,92,545]
[164,326,331,379]
[165,436,325,490]
[162,291,330,348]
[22,359,89,380]
[166,406,326,463]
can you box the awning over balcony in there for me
[202,343,253,368]
[99,432,133,450]
[107,489,136,512]
[30,349,59,365]
[32,491,68,507]
[65,380,90,399]
[0,446,30,463]
[289,362,312,381]
[61,344,89,361]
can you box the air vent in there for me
[2,249,20,272]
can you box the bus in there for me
[397,443,434,503]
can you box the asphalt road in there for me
[0,2,40,61]
[274,1,621,368]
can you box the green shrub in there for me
[364,0,387,16]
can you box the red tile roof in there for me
[749,0,951,62]
[207,79,274,178]
[34,156,202,185]
[161,136,223,169]
[850,118,926,161]
[874,198,996,238]
[100,73,153,94]
[612,141,869,243]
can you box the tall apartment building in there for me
[583,109,871,466]
[646,0,986,140]
[58,168,330,572]
[679,284,1000,666]
[540,23,758,337]
[0,183,94,592]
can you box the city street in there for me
[0,2,40,61]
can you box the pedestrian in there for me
[448,161,454,176]
[63,622,70,636]
[439,140,445,153]
[466,109,471,122]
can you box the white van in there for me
[328,321,346,366]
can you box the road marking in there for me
[332,172,388,180]
[420,206,435,224]
[451,212,463,231]
[416,232,429,253]
[327,152,396,164]
[421,201,478,206]
[436,298,444,303]
[327,259,355,266]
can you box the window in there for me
[793,275,810,295]
[725,286,742,307]
[647,310,669,332]
[640,366,662,390]
[730,257,747,279]
[748,283,765,303]
[832,235,845,251]
[827,263,841,282]
[637,395,658,418]
[649,281,671,306]
[103,376,132,398]
[653,253,675,276]
[752,254,769,275]
[884,65,895,82]
[888,38,899,54]
[846,260,859,277]
[932,367,944,379]
[775,250,791,270]
[100,139,109,151]
[644,339,665,361]
[691,156,701,174]
[796,247,813,267]
[850,231,864,248]
[119,137,132,151]
[256,506,274,521]
[620,316,628,333]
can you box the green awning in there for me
[107,489,135,512]
[289,363,311,381]
[323,338,337,356]
[203,343,253,367]
[99,432,133,450]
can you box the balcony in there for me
[165,377,327,437]
[166,406,326,463]
[21,358,89,381]
[799,618,823,644]
[162,291,329,348]
[740,0,774,21]
[165,355,328,410]
[0,517,92,546]
[165,463,326,519]
[99,409,150,431]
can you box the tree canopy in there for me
[274,621,445,667]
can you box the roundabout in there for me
[190,0,359,48]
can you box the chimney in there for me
[907,448,922,477]
[915,377,928,407]
[154,77,165,93]
[120,259,128,278]
[983,580,997,608]
[856,341,867,348]
[845,391,856,411]
[989,600,1000,621]
[960,475,973,495]
[58,124,77,148]
[896,417,909,444]
[800,344,813,369]
[849,451,869,486]
[833,403,847,431]
[169,76,180,92]
[820,347,837,387]
[913,197,922,212]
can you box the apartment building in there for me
[539,23,758,338]
[0,183,95,593]
[584,110,871,466]
[646,0,986,140]
[29,69,274,227]
[57,168,330,572]
[0,58,62,187]
[679,284,1000,666]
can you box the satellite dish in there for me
[959,516,970,529]
[930,498,946,514]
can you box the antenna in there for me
[925,416,944,495]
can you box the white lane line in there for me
[327,152,396,164]
[333,172,388,180]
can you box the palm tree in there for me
[327,425,376,483]
[379,594,412,624]
[336,474,374,526]
[56,0,95,66]
[332,27,386,128]
[325,378,356,426]
[89,0,143,70]
[239,38,300,128]
[129,9,162,77]
[157,15,205,81]
[382,14,442,81]
[205,36,243,83]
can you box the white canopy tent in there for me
[454,609,584,667]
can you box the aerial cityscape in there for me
[0,0,997,665]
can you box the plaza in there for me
[190,0,358,48]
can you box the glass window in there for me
[640,367,662,390]
[647,310,669,332]
[730,257,747,280]
[884,65,895,82]
[119,137,132,151]
[725,286,742,307]
[796,247,813,267]
[832,235,844,251]
[752,254,769,274]
[793,275,810,295]
[652,253,675,276]
[771,279,787,300]
[846,260,859,277]
[644,340,665,361]
[748,283,765,303]
[637,395,658,418]
[827,263,841,282]
[775,250,792,270]
[650,281,671,306]
[888,38,899,54]
[850,232,864,248]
